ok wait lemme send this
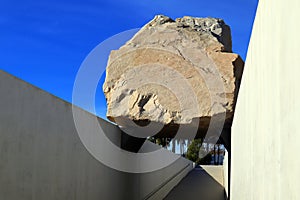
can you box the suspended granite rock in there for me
[103,15,244,139]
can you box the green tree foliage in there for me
[186,139,202,163]
[186,139,212,165]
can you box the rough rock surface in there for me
[103,15,244,138]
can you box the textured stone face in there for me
[103,15,244,139]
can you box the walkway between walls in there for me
[164,166,227,200]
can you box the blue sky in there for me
[1,0,258,119]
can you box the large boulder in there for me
[103,15,244,139]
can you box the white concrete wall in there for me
[231,0,300,199]
[0,70,192,200]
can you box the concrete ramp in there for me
[0,70,193,200]
[164,166,226,200]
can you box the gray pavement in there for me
[164,166,227,200]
